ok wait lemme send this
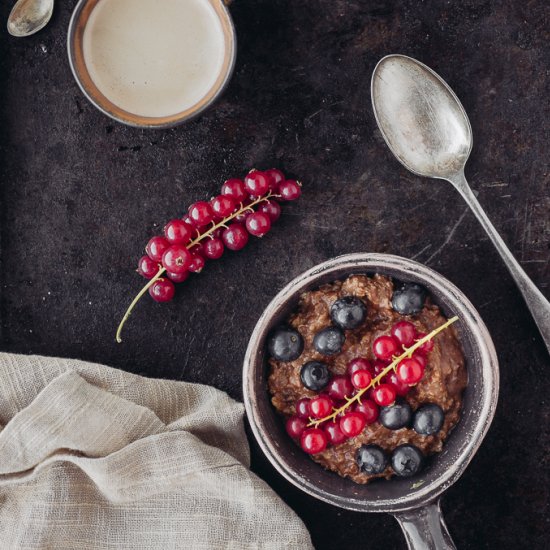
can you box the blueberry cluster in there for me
[356,402,445,477]
[267,296,368,379]
[378,401,444,434]
[269,296,369,396]
[356,443,424,477]
[310,296,368,358]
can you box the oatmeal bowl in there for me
[243,253,498,548]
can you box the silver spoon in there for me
[371,54,550,356]
[7,0,53,37]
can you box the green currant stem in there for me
[116,266,166,343]
[308,316,459,428]
[115,192,274,343]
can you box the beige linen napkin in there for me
[0,353,313,549]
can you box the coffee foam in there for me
[83,0,226,118]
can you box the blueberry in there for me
[356,444,388,475]
[379,400,412,430]
[267,326,304,362]
[391,444,424,477]
[313,326,345,355]
[391,283,426,315]
[300,361,331,391]
[330,296,367,330]
[413,403,445,435]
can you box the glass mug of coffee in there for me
[68,0,236,129]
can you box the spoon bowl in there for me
[7,0,53,37]
[372,55,472,179]
[371,54,550,355]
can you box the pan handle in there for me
[393,499,455,550]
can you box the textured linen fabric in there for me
[0,353,314,550]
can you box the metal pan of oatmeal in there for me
[243,253,498,550]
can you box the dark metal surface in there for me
[0,1,548,549]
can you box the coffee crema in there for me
[82,0,226,118]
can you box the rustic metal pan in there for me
[243,253,499,549]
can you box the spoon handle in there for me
[451,171,550,355]
[394,500,455,550]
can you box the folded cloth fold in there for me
[0,353,313,549]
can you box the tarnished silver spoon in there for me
[371,54,550,355]
[7,0,53,37]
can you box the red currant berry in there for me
[210,227,223,239]
[246,212,271,237]
[221,178,248,202]
[327,375,354,401]
[300,428,328,454]
[146,236,170,262]
[412,353,427,368]
[371,384,397,406]
[373,335,399,361]
[163,219,193,245]
[162,245,192,274]
[416,333,435,354]
[148,278,175,302]
[323,421,348,445]
[211,195,236,219]
[203,238,224,260]
[265,168,285,191]
[295,398,311,419]
[396,358,425,385]
[354,400,379,424]
[185,218,205,236]
[222,223,249,251]
[373,359,390,376]
[188,201,214,227]
[308,395,333,419]
[244,170,270,196]
[384,371,411,396]
[286,416,307,439]
[351,369,372,390]
[137,255,159,279]
[278,179,302,201]
[347,358,372,376]
[258,200,281,222]
[234,206,252,224]
[189,242,203,255]
[188,254,205,273]
[166,270,189,283]
[339,412,366,437]
[391,320,417,347]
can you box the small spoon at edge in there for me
[7,0,53,37]
[371,54,550,356]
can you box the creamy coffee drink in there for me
[82,0,226,118]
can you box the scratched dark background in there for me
[1,0,549,548]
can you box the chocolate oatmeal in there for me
[267,274,467,484]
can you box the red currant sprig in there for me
[305,316,459,429]
[116,169,302,342]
